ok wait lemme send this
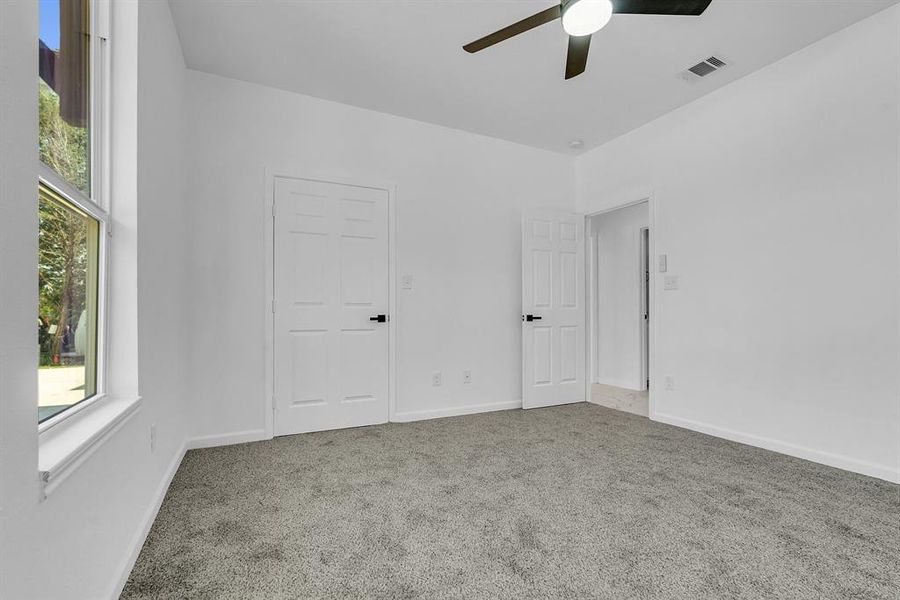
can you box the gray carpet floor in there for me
[122,403,899,600]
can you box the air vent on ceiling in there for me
[680,56,729,83]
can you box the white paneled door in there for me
[522,209,586,409]
[274,177,390,435]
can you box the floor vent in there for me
[680,56,729,82]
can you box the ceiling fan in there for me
[463,0,713,80]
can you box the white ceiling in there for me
[169,0,898,153]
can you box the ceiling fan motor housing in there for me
[561,0,615,38]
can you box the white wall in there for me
[136,0,191,488]
[576,5,900,483]
[0,2,191,598]
[0,1,42,595]
[184,71,575,441]
[589,203,649,390]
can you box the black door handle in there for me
[523,314,542,322]
[369,314,388,323]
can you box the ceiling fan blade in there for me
[463,5,562,53]
[612,0,712,16]
[565,35,591,80]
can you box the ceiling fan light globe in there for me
[562,0,613,37]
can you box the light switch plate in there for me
[658,254,668,273]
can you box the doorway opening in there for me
[586,200,650,417]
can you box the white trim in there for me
[107,441,186,600]
[585,196,651,218]
[388,185,400,421]
[647,194,658,417]
[264,169,399,437]
[583,217,594,401]
[652,412,900,484]
[393,400,522,423]
[38,164,106,221]
[95,0,111,40]
[90,0,110,209]
[38,396,142,499]
[38,392,106,434]
[264,170,275,439]
[638,226,650,392]
[187,429,269,450]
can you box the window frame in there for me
[38,0,111,434]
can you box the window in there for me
[38,0,108,426]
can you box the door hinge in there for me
[272,202,276,217]
[272,299,277,313]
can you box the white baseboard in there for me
[108,440,187,600]
[652,412,900,484]
[393,400,522,423]
[187,428,269,450]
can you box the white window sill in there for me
[38,395,142,500]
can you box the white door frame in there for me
[583,194,657,417]
[264,169,399,439]
[639,227,650,392]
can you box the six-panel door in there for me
[522,209,586,409]
[274,177,389,435]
